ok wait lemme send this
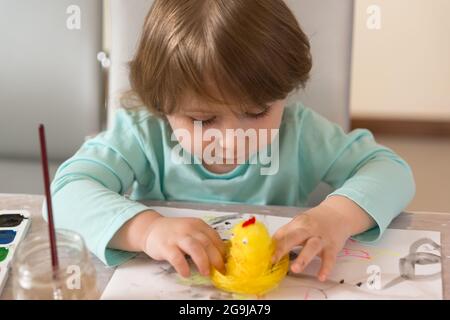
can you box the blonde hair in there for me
[124,0,312,116]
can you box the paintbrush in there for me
[39,124,62,299]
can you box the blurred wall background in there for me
[351,0,450,121]
[0,0,449,213]
[350,0,450,212]
[0,0,103,194]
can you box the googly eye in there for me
[242,238,248,245]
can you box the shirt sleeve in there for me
[297,106,416,243]
[42,109,155,266]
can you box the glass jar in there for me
[12,229,99,300]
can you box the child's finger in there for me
[205,243,226,274]
[291,236,323,273]
[318,248,337,282]
[272,219,308,244]
[272,227,312,264]
[165,245,191,278]
[272,223,291,242]
[199,222,227,257]
[178,236,210,276]
[193,233,226,274]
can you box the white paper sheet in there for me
[101,207,443,300]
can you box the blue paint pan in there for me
[0,230,17,245]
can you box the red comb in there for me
[242,216,256,227]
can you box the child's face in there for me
[166,93,286,174]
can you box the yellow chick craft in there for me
[210,216,289,296]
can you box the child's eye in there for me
[242,238,248,245]
[190,116,216,126]
[245,106,271,119]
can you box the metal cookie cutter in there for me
[383,238,442,289]
[399,238,442,280]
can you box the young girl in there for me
[47,0,415,282]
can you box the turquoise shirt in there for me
[43,102,415,266]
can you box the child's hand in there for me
[271,204,353,282]
[142,216,226,278]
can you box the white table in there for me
[1,193,449,299]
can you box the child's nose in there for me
[215,116,249,150]
[220,116,247,132]
[218,137,226,148]
[217,136,235,154]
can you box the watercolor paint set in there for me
[0,210,32,294]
